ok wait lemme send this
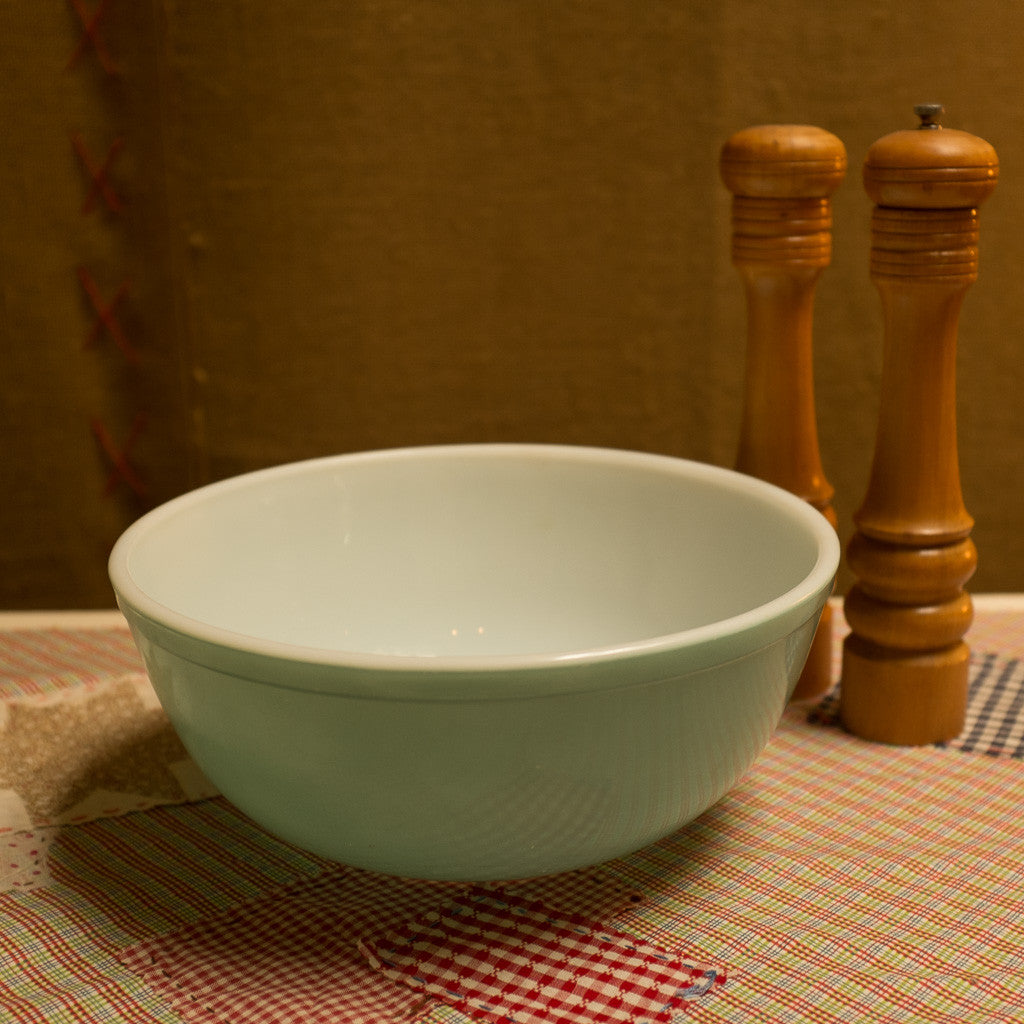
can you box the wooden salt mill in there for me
[840,105,998,745]
[720,125,846,700]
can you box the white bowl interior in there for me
[122,446,824,659]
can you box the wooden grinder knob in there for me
[720,125,846,700]
[840,105,998,745]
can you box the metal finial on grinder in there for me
[914,103,944,128]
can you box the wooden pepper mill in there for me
[840,104,998,745]
[720,125,846,700]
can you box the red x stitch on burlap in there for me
[66,0,117,75]
[91,415,148,499]
[77,267,138,364]
[72,133,125,215]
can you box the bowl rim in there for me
[109,443,840,682]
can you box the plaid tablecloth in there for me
[3,600,1024,1023]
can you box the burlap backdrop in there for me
[4,2,1023,608]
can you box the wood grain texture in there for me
[721,125,845,700]
[840,111,998,745]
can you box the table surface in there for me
[3,598,1024,1023]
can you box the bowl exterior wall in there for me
[125,612,819,880]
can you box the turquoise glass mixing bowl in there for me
[109,444,839,881]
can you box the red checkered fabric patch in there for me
[360,889,725,1023]
[117,868,457,1024]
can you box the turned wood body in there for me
[720,125,846,700]
[840,107,998,745]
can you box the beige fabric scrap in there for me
[0,674,218,832]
